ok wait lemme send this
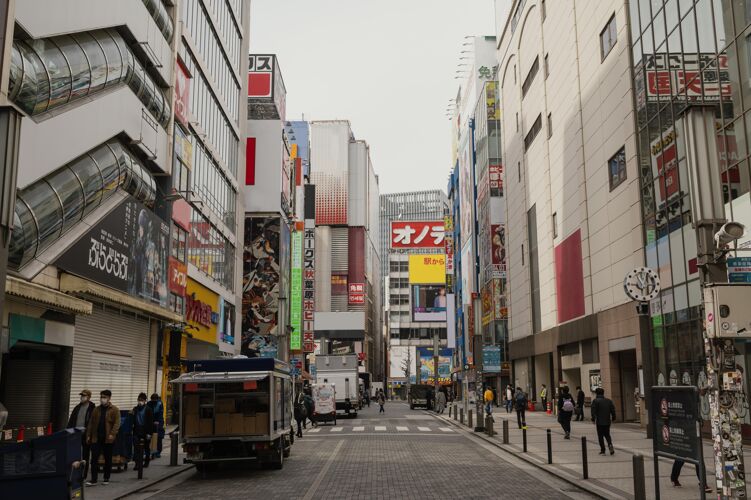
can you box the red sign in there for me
[168,257,187,297]
[348,283,365,304]
[489,164,503,197]
[390,221,445,249]
[357,352,366,362]
[248,55,273,97]
[643,53,731,102]
[174,60,191,126]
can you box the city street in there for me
[131,402,596,500]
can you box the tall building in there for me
[309,121,382,379]
[496,0,642,419]
[0,0,250,434]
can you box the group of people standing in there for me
[67,389,165,486]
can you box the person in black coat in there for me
[131,393,155,469]
[557,386,574,439]
[590,387,616,455]
[68,389,96,478]
[575,386,586,421]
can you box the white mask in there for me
[138,401,146,406]
[101,398,109,405]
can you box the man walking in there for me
[484,385,494,416]
[147,393,164,459]
[67,389,95,478]
[505,385,514,413]
[557,386,575,439]
[377,389,386,413]
[539,384,548,412]
[514,387,527,429]
[131,393,154,471]
[436,387,447,414]
[591,387,616,455]
[85,390,120,486]
[575,386,586,421]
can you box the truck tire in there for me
[271,438,284,470]
[410,404,414,410]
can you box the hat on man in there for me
[101,389,112,397]
[79,389,92,397]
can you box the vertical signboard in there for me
[174,60,191,126]
[303,220,316,352]
[290,230,302,350]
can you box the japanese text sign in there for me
[391,221,445,249]
[409,254,447,284]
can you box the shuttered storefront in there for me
[69,304,153,413]
[3,359,55,427]
[330,228,349,311]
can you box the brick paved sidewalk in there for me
[84,433,193,500]
[440,403,717,500]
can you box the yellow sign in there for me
[185,278,219,344]
[409,254,447,284]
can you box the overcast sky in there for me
[249,0,495,195]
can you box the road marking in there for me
[439,427,454,432]
[353,426,365,432]
[374,426,387,431]
[330,427,343,432]
[396,426,409,431]
[417,426,431,432]
[308,428,321,433]
[302,439,344,500]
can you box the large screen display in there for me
[412,285,447,322]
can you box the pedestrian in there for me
[590,387,616,455]
[85,390,120,486]
[67,389,95,479]
[131,392,154,470]
[539,384,548,412]
[484,385,494,416]
[426,388,434,411]
[491,386,498,407]
[377,389,386,413]
[303,388,316,427]
[671,459,712,493]
[505,385,513,413]
[575,386,585,421]
[557,386,575,439]
[294,392,306,437]
[514,387,527,429]
[436,387,447,414]
[147,393,164,459]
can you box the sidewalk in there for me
[440,404,716,500]
[84,434,193,500]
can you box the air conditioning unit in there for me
[704,284,751,338]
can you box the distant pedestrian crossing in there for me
[302,424,455,434]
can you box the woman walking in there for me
[558,386,575,439]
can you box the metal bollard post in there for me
[170,429,179,466]
[581,436,588,479]
[449,405,452,418]
[547,429,552,464]
[460,408,464,424]
[502,419,509,444]
[468,409,473,429]
[632,454,646,500]
[522,426,527,452]
[485,415,495,437]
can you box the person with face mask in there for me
[131,392,155,471]
[85,390,120,486]
[67,389,95,478]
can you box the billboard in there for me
[489,164,503,197]
[483,345,501,373]
[290,230,302,350]
[56,199,169,308]
[248,54,286,120]
[242,216,281,357]
[390,221,445,249]
[303,219,316,352]
[174,60,191,126]
[417,347,452,385]
[408,254,447,284]
[185,278,219,345]
[411,285,447,322]
[348,282,365,304]
[459,141,474,248]
[640,53,731,103]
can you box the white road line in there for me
[374,426,387,431]
[439,427,454,432]
[396,426,409,431]
[417,426,431,432]
[302,439,344,500]
[353,426,365,432]
[307,428,321,433]
[330,427,343,432]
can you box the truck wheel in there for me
[271,439,284,470]
[410,404,414,410]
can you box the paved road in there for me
[133,401,597,500]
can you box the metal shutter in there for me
[4,359,55,427]
[69,304,152,414]
[331,227,348,272]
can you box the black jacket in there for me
[576,390,585,407]
[67,401,95,429]
[591,395,616,425]
[557,393,574,413]
[131,405,155,436]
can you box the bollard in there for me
[522,426,527,452]
[485,415,495,437]
[170,429,179,466]
[468,409,473,429]
[449,405,452,418]
[460,408,464,425]
[581,436,588,479]
[502,419,509,444]
[547,429,552,464]
[632,454,646,500]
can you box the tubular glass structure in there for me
[8,29,171,127]
[9,140,157,268]
[142,0,173,42]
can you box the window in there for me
[552,212,558,238]
[547,113,552,138]
[608,146,627,191]
[516,112,519,132]
[513,64,517,84]
[524,114,542,151]
[541,0,546,21]
[517,161,521,182]
[600,14,617,60]
[527,205,541,333]
[544,54,549,79]
[521,56,539,97]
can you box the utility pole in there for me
[433,327,439,398]
[473,294,484,432]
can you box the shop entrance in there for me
[616,349,638,422]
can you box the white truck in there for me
[315,355,361,417]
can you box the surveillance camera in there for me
[715,221,746,248]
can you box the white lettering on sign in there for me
[88,237,129,279]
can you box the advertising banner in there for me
[168,257,187,297]
[642,53,731,103]
[652,386,702,462]
[348,282,365,304]
[331,273,348,295]
[459,143,474,248]
[446,293,456,349]
[303,219,316,352]
[489,164,503,197]
[56,199,169,308]
[390,221,445,249]
[411,285,447,322]
[483,345,501,373]
[408,254,447,284]
[444,216,454,279]
[186,278,219,345]
[290,231,302,350]
[491,224,506,278]
[242,217,281,357]
[174,60,191,126]
[417,347,452,385]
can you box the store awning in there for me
[5,276,93,315]
[59,273,182,322]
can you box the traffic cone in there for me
[546,401,552,415]
[16,425,24,442]
[46,422,53,435]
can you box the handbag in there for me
[150,433,158,450]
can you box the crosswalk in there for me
[303,425,455,434]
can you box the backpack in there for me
[562,398,575,412]
[515,392,526,409]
